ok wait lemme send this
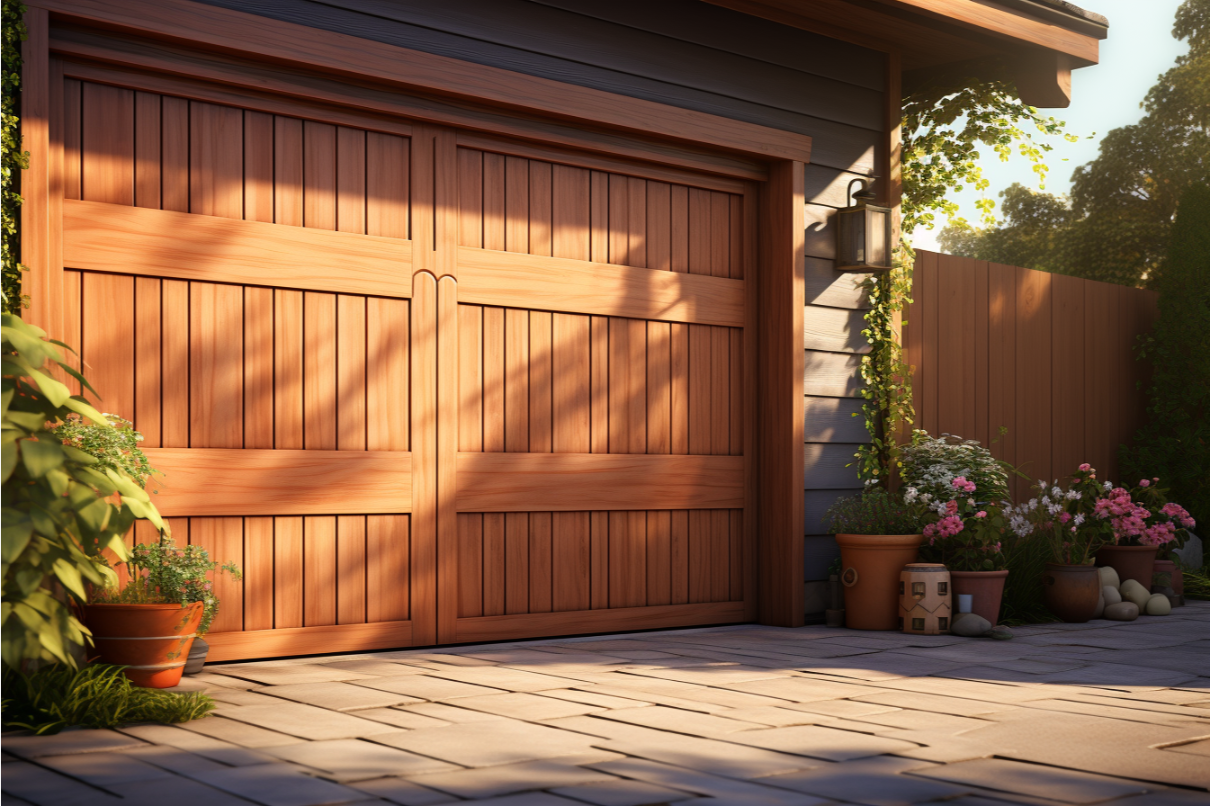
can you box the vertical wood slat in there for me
[244,517,274,632]
[192,518,244,634]
[368,515,410,622]
[133,92,160,210]
[161,96,188,213]
[1016,265,1052,486]
[337,295,367,451]
[244,287,273,449]
[368,298,409,451]
[436,276,460,639]
[410,272,438,644]
[190,283,243,448]
[81,82,133,206]
[1051,273,1085,477]
[244,111,274,223]
[82,273,134,422]
[190,102,242,219]
[304,292,337,450]
[367,132,409,239]
[63,78,81,202]
[134,278,161,447]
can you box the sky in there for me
[909,0,1190,253]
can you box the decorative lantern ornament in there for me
[835,178,893,272]
[899,563,952,635]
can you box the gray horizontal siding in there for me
[804,535,841,582]
[804,352,864,398]
[196,0,883,172]
[804,165,882,209]
[804,396,869,443]
[804,307,868,354]
[803,444,862,489]
[806,257,873,309]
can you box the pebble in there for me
[1145,594,1172,616]
[1103,601,1140,621]
[1098,565,1120,590]
[951,612,992,637]
[1119,579,1151,608]
[989,625,1013,640]
[1102,585,1123,606]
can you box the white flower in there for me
[1074,514,1085,526]
[1051,486,1062,498]
[903,487,919,503]
[1065,490,1081,501]
[1047,503,1063,515]
[967,498,976,507]
[1103,481,1113,491]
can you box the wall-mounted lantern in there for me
[835,178,893,272]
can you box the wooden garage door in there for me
[58,76,753,659]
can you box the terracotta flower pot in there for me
[1095,545,1159,589]
[85,602,203,688]
[1152,559,1184,605]
[950,570,1009,626]
[1042,563,1101,623]
[835,534,923,630]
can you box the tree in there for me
[1120,182,1210,531]
[940,0,1210,287]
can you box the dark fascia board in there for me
[995,0,1109,40]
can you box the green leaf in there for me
[1,511,33,563]
[26,367,72,408]
[62,397,112,427]
[51,557,88,600]
[20,439,65,478]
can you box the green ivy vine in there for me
[3,0,29,314]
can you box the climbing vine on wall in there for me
[2,1,29,314]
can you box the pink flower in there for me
[975,511,987,519]
[1078,463,1091,472]
[951,476,977,494]
[1139,479,1150,488]
[1059,512,1071,524]
[946,500,959,515]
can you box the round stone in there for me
[1102,585,1123,606]
[951,612,992,637]
[1145,594,1172,616]
[1119,579,1151,608]
[989,625,1013,640]
[1098,565,1120,590]
[1103,601,1140,621]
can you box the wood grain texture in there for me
[207,620,412,662]
[454,601,744,643]
[64,200,414,298]
[457,453,743,512]
[144,449,412,516]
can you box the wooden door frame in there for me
[22,0,810,630]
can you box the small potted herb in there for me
[826,488,924,630]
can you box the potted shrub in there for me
[1093,477,1196,592]
[1006,465,1109,622]
[87,539,241,688]
[913,478,1010,625]
[826,488,925,630]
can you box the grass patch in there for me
[1182,565,1210,600]
[999,532,1059,626]
[2,664,216,735]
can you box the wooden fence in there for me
[904,250,1159,499]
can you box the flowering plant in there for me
[825,488,924,535]
[1005,464,1113,565]
[898,430,1011,505]
[52,414,156,488]
[93,538,241,635]
[911,476,1008,571]
[1094,476,1196,556]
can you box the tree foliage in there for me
[940,0,1210,287]
[2,1,29,313]
[1120,182,1210,532]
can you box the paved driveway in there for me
[4,602,1209,806]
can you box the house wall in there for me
[193,0,888,612]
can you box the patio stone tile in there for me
[421,666,583,692]
[191,761,369,806]
[588,757,826,805]
[209,663,375,686]
[595,734,822,779]
[726,724,921,761]
[843,709,994,734]
[550,779,694,806]
[347,777,457,805]
[37,751,172,786]
[406,757,620,799]
[542,715,684,743]
[763,756,970,806]
[594,705,761,737]
[852,690,1025,717]
[351,674,506,700]
[256,681,425,711]
[107,777,254,806]
[1,728,147,759]
[723,676,887,702]
[782,700,902,719]
[791,652,969,681]
[117,723,281,762]
[866,676,1060,703]
[384,652,497,667]
[217,702,405,741]
[539,688,654,709]
[716,706,833,727]
[452,692,605,720]
[188,671,261,689]
[908,758,1150,804]
[369,720,602,767]
[1166,738,1210,756]
[573,684,731,714]
[583,649,683,660]
[1090,652,1210,677]
[123,744,230,775]
[262,738,460,780]
[176,715,310,747]
[1019,697,1210,726]
[0,761,121,806]
[863,729,1008,763]
[619,665,789,686]
[462,648,601,664]
[395,702,509,722]
[320,661,432,676]
[454,794,587,806]
[354,708,452,730]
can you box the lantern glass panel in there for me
[866,208,890,268]
[838,208,867,267]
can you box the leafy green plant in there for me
[96,539,241,635]
[826,488,923,536]
[1005,466,1111,566]
[52,413,156,488]
[998,530,1057,625]
[2,662,214,734]
[2,313,168,669]
[2,0,29,313]
[911,477,1008,572]
[899,430,1011,504]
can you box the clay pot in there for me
[1095,544,1158,589]
[85,602,202,688]
[950,570,1009,626]
[835,533,923,630]
[1152,559,1184,605]
[1042,563,1101,623]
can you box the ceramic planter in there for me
[1095,544,1158,588]
[835,533,923,630]
[1152,559,1184,606]
[1042,563,1101,623]
[899,563,951,635]
[85,602,203,688]
[950,570,1009,626]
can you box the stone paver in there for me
[6,601,1209,806]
